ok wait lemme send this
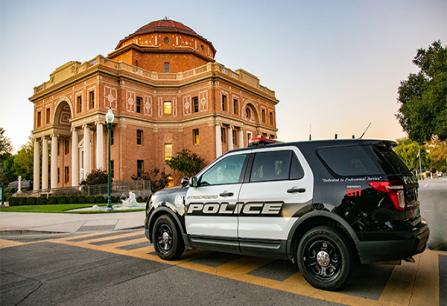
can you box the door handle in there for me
[287,187,306,193]
[219,192,234,197]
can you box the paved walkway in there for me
[0,211,145,233]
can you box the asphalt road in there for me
[419,178,447,250]
[0,239,338,306]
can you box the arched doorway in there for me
[52,101,72,187]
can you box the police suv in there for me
[144,138,429,290]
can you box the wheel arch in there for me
[286,210,360,260]
[147,206,190,247]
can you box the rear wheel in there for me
[297,226,352,291]
[152,215,184,260]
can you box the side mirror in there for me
[190,176,199,188]
[181,177,189,187]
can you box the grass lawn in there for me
[0,204,145,213]
[0,204,103,213]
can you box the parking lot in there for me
[1,229,445,306]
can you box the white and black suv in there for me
[144,139,429,290]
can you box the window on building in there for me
[247,132,252,144]
[46,108,50,124]
[110,160,114,178]
[233,99,239,115]
[136,96,142,113]
[137,160,144,177]
[193,128,200,145]
[163,101,172,115]
[221,127,226,143]
[77,95,82,113]
[221,94,227,111]
[136,129,143,145]
[111,129,114,145]
[269,111,274,125]
[135,60,139,67]
[262,109,266,123]
[164,36,169,45]
[64,139,69,155]
[64,166,69,183]
[233,129,238,146]
[88,91,95,109]
[164,62,170,73]
[262,133,268,138]
[37,111,42,127]
[164,143,173,161]
[57,168,60,183]
[57,142,60,156]
[192,96,199,113]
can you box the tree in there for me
[14,137,34,180]
[141,168,170,192]
[425,136,447,172]
[396,41,447,142]
[85,169,109,185]
[0,128,15,184]
[0,127,12,157]
[166,149,205,177]
[394,138,427,171]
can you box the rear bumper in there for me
[357,221,429,264]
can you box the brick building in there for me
[31,18,278,192]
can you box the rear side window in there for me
[290,153,304,180]
[318,145,382,176]
[251,151,291,182]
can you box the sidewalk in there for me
[0,211,145,233]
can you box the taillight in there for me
[368,181,405,211]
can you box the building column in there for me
[228,126,234,151]
[96,122,104,170]
[215,124,222,158]
[83,125,91,177]
[33,138,40,192]
[50,135,58,190]
[238,128,244,148]
[41,137,49,191]
[71,127,79,187]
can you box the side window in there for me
[201,154,247,186]
[250,151,291,182]
[290,153,304,180]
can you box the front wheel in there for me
[297,226,352,291]
[152,215,184,260]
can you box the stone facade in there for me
[30,19,278,191]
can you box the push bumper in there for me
[357,221,429,264]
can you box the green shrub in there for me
[77,196,86,204]
[111,196,119,204]
[8,197,18,206]
[86,196,96,204]
[26,197,36,205]
[37,197,47,205]
[56,196,67,204]
[95,195,105,203]
[47,197,57,204]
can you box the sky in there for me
[0,0,446,152]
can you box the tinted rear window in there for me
[318,145,382,176]
[318,144,411,177]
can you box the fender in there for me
[286,209,360,259]
[147,206,192,249]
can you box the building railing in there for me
[34,55,275,97]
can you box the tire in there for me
[296,226,352,291]
[152,215,184,260]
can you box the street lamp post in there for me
[105,108,115,211]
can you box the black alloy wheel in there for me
[297,226,352,291]
[152,215,184,260]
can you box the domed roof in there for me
[115,18,215,53]
[134,19,197,36]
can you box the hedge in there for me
[8,195,124,207]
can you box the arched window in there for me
[164,36,169,45]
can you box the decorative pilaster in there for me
[83,125,91,177]
[50,135,58,190]
[215,124,222,158]
[96,122,104,170]
[33,138,40,192]
[41,137,49,191]
[228,126,234,151]
[238,128,244,148]
[71,128,79,187]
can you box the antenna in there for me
[308,124,312,140]
[359,122,372,139]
